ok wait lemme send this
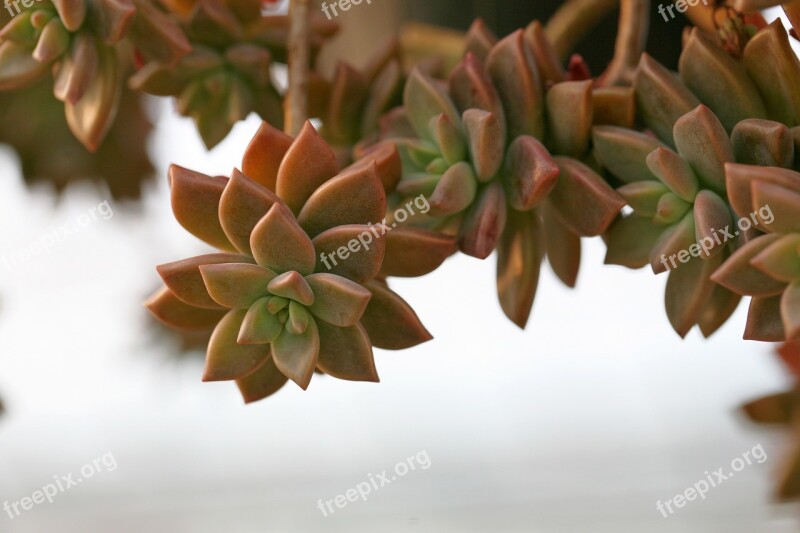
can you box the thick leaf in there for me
[693,190,733,260]
[546,80,593,157]
[698,285,741,338]
[731,119,794,168]
[646,147,698,202]
[497,209,543,328]
[751,181,800,234]
[752,234,800,283]
[649,211,696,274]
[403,68,459,141]
[345,142,402,195]
[379,227,457,277]
[744,295,786,341]
[235,354,288,403]
[32,18,70,63]
[525,20,564,85]
[665,253,722,338]
[326,62,369,144]
[271,315,320,389]
[241,121,293,191]
[168,165,235,251]
[360,281,432,349]
[267,271,314,306]
[503,135,559,211]
[203,310,271,381]
[462,109,504,181]
[592,126,665,183]
[127,0,191,65]
[316,321,378,382]
[459,181,507,259]
[52,0,87,32]
[617,181,669,218]
[250,203,316,275]
[157,253,255,310]
[431,113,467,166]
[305,273,371,327]
[542,202,580,287]
[448,53,506,132]
[673,105,733,193]
[591,87,635,129]
[199,263,276,309]
[237,298,283,344]
[297,162,387,238]
[145,286,226,332]
[604,214,665,269]
[711,234,788,296]
[725,163,800,218]
[654,193,691,225]
[219,169,283,255]
[782,281,800,340]
[464,18,498,61]
[312,225,386,283]
[275,121,339,214]
[428,161,477,216]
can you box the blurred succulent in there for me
[130,0,337,148]
[374,20,626,328]
[0,75,154,199]
[742,340,800,498]
[0,0,190,150]
[147,120,432,402]
[732,0,800,35]
[598,21,800,339]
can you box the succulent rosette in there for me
[147,120,432,402]
[130,0,337,148]
[597,21,800,339]
[375,20,626,328]
[0,0,190,150]
[742,340,800,498]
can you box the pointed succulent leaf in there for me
[199,263,276,309]
[525,20,565,85]
[396,172,439,198]
[267,271,314,306]
[693,190,733,259]
[424,162,475,216]
[379,227,457,277]
[731,119,794,168]
[55,32,99,105]
[503,136,559,211]
[546,80,593,157]
[464,18,497,62]
[312,225,386,283]
[92,0,136,44]
[157,253,255,310]
[52,0,87,32]
[725,163,800,218]
[542,201,580,287]
[345,143,402,195]
[297,162,387,238]
[591,87,635,129]
[266,296,289,315]
[361,59,402,136]
[679,28,767,131]
[665,253,722,338]
[316,321,378,382]
[286,301,310,335]
[782,282,800,340]
[219,169,283,255]
[32,18,69,64]
[711,234,788,296]
[741,391,795,425]
[448,53,506,132]
[646,147,699,201]
[305,273,371,327]
[649,211,696,274]
[360,281,432,349]
[326,62,369,144]
[0,12,37,44]
[431,113,466,166]
[275,121,339,214]
[605,214,666,269]
[698,285,741,338]
[486,30,544,139]
[744,295,786,341]
[271,315,319,389]
[203,309,271,381]
[237,298,283,344]
[634,54,700,146]
[751,181,800,234]
[250,203,316,275]
[673,105,734,193]
[459,181,507,259]
[743,20,800,126]
[242,121,293,192]
[654,192,692,225]
[403,68,460,141]
[617,181,670,218]
[497,209,543,328]
[752,234,800,283]
[127,0,191,65]
[235,355,287,403]
[169,165,235,252]
[145,286,227,332]
[462,109,504,181]
[592,126,666,183]
[550,157,625,236]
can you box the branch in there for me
[285,0,310,136]
[545,0,620,61]
[599,0,650,87]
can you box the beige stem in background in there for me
[286,0,310,136]
[545,0,620,61]
[600,0,650,87]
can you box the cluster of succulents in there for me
[597,20,800,342]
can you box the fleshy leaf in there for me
[731,119,794,168]
[169,165,235,251]
[448,53,505,132]
[649,211,696,274]
[752,234,800,283]
[497,209,543,328]
[604,214,665,269]
[237,298,283,344]
[546,80,593,157]
[693,190,733,260]
[271,315,320,389]
[592,126,665,183]
[403,68,459,141]
[379,227,457,277]
[235,355,288,403]
[157,253,255,310]
[428,161,477,216]
[503,135,559,211]
[711,234,788,296]
[459,181,507,259]
[199,263,276,309]
[744,295,786,341]
[305,273,371,327]
[219,169,283,255]
[751,181,800,234]
[241,121,293,192]
[782,282,800,340]
[725,163,800,218]
[203,309,271,381]
[673,105,733,193]
[267,271,314,306]
[617,181,669,218]
[316,321,378,382]
[145,286,226,331]
[360,281,432,349]
[462,109,504,181]
[665,253,721,338]
[250,203,316,275]
[646,147,699,202]
[698,285,742,338]
[591,87,635,129]
[312,225,386,283]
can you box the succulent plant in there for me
[147,120,432,402]
[0,75,154,198]
[0,0,190,150]
[372,20,626,328]
[130,0,337,148]
[598,20,800,339]
[742,340,800,498]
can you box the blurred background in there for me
[0,1,799,532]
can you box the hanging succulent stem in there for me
[545,0,620,61]
[783,1,800,34]
[599,0,650,87]
[286,0,311,136]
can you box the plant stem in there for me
[286,0,310,136]
[545,0,620,61]
[600,0,650,87]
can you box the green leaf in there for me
[203,310,271,381]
